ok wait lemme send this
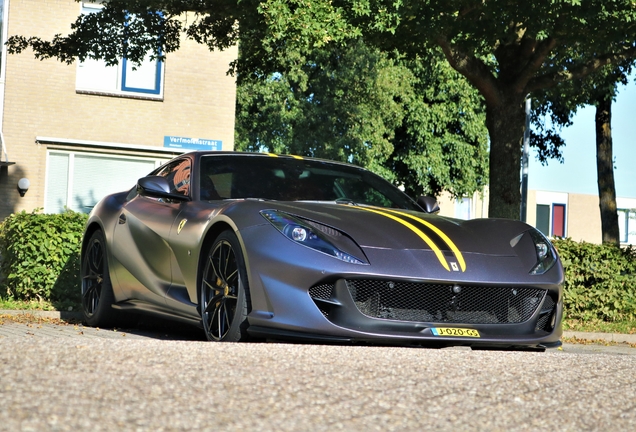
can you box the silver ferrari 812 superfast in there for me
[80,151,563,349]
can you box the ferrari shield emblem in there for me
[177,219,187,234]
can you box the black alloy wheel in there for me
[81,230,119,327]
[200,230,250,341]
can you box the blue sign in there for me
[164,136,222,151]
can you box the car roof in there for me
[185,151,361,170]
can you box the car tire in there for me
[81,230,120,328]
[199,230,250,342]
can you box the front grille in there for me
[346,279,547,325]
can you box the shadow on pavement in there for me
[115,315,207,341]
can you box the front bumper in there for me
[240,226,563,348]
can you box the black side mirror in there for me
[137,176,190,202]
[417,195,440,213]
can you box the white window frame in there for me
[454,197,472,220]
[618,209,630,244]
[44,150,170,214]
[535,191,569,238]
[0,0,8,81]
[617,197,636,245]
[76,2,165,99]
[0,0,10,131]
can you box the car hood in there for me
[222,200,535,257]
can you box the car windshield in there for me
[199,155,420,210]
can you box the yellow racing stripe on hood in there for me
[355,206,450,271]
[384,208,466,272]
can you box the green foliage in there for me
[236,40,409,170]
[0,298,60,311]
[2,210,636,328]
[8,0,636,218]
[386,53,489,198]
[236,43,489,198]
[563,318,636,335]
[554,238,636,322]
[0,209,88,305]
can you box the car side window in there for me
[156,159,191,197]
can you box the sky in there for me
[528,79,636,199]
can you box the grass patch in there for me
[0,297,80,312]
[0,313,80,326]
[563,318,636,334]
[562,336,636,349]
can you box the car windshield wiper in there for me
[291,198,362,206]
[335,198,359,206]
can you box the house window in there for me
[552,204,566,237]
[76,4,164,98]
[455,197,472,220]
[535,203,567,238]
[536,204,550,236]
[618,209,636,245]
[45,151,169,214]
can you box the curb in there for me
[563,331,636,345]
[2,310,635,345]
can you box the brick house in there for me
[0,0,237,219]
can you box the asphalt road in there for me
[1,318,635,431]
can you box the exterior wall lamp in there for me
[17,178,30,197]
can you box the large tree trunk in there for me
[486,95,527,220]
[595,95,620,246]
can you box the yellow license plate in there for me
[431,327,480,338]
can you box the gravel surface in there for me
[1,320,636,431]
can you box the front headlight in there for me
[260,210,367,265]
[527,229,557,275]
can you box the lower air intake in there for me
[346,280,546,324]
[308,283,335,317]
[535,294,556,331]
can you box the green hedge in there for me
[553,238,636,322]
[0,209,88,305]
[1,210,635,323]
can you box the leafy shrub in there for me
[0,209,88,305]
[1,209,635,324]
[553,238,636,322]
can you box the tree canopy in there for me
[383,54,489,199]
[235,41,410,173]
[8,0,636,218]
[236,43,488,198]
[373,1,636,219]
